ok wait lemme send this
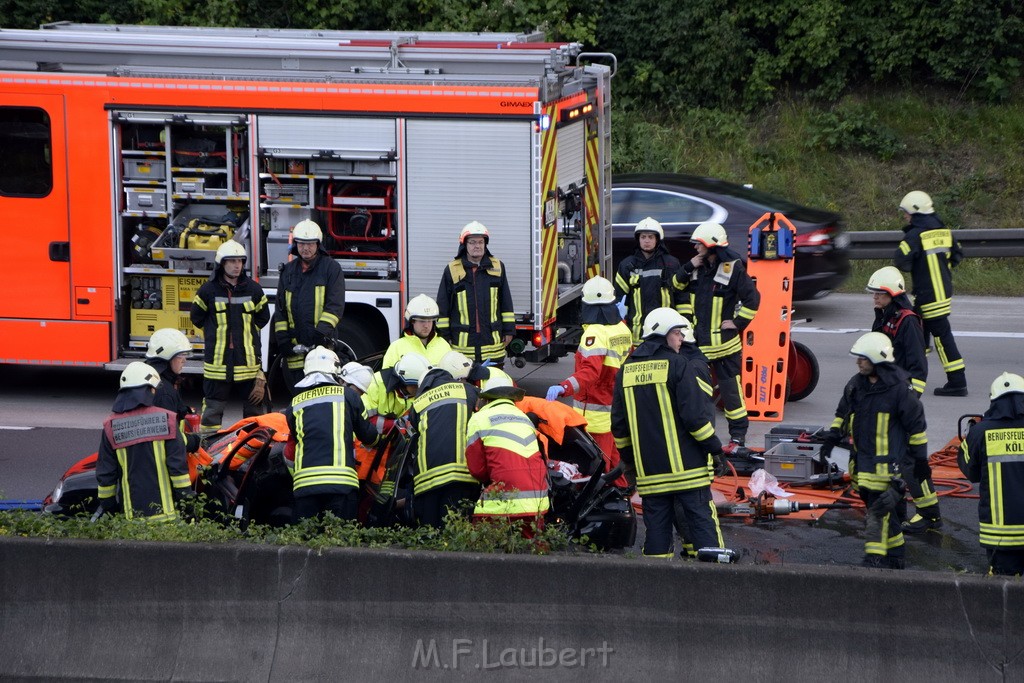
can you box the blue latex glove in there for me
[616,296,627,319]
[480,359,495,368]
[546,385,565,401]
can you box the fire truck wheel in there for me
[335,317,377,361]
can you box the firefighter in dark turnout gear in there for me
[821,333,930,569]
[409,364,481,527]
[893,190,966,396]
[436,221,515,365]
[866,266,927,395]
[958,372,1024,576]
[283,346,379,522]
[273,219,346,395]
[145,328,201,453]
[190,241,270,432]
[673,222,760,451]
[611,308,726,557]
[96,362,191,521]
[614,217,685,345]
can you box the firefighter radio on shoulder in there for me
[177,218,236,251]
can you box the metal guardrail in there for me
[847,228,1024,259]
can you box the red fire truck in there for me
[0,23,614,368]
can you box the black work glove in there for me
[711,452,728,477]
[819,428,843,461]
[618,446,635,467]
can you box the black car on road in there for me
[612,173,850,300]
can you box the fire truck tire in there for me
[786,340,819,402]
[335,317,378,362]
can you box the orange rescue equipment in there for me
[741,212,797,422]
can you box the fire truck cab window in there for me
[0,107,53,197]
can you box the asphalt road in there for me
[1,293,1021,573]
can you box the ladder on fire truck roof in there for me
[0,22,590,87]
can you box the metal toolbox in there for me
[173,177,205,194]
[764,425,827,451]
[123,158,166,180]
[762,442,822,482]
[264,182,309,205]
[126,187,168,212]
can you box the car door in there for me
[612,186,727,261]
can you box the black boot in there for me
[903,505,942,533]
[934,370,967,397]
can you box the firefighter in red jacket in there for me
[958,373,1024,576]
[95,362,192,521]
[546,276,632,483]
[894,190,966,396]
[611,308,727,558]
[466,369,549,530]
[866,266,927,395]
[436,221,515,365]
[409,359,481,527]
[283,346,379,522]
[673,222,760,452]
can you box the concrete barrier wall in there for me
[1,536,1021,681]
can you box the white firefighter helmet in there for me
[293,219,323,242]
[479,368,524,400]
[865,266,906,296]
[581,276,616,305]
[303,345,341,376]
[405,294,440,321]
[146,328,192,360]
[990,372,1024,400]
[215,240,247,265]
[438,350,473,381]
[850,332,894,364]
[691,221,729,247]
[899,190,934,215]
[634,217,664,240]
[339,362,374,393]
[120,361,161,390]
[641,307,694,342]
[459,221,490,244]
[394,353,432,386]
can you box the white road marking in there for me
[794,328,1024,338]
[0,426,35,430]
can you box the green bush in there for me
[0,507,581,556]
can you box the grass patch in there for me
[0,507,588,556]
[839,258,1024,297]
[613,87,1024,295]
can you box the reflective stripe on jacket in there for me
[894,213,963,319]
[560,321,632,433]
[958,396,1024,548]
[190,274,269,381]
[466,398,549,517]
[829,364,927,493]
[273,252,346,369]
[96,405,189,521]
[611,341,722,496]
[285,382,379,496]
[673,254,760,361]
[436,255,515,362]
[614,244,684,344]
[409,372,479,494]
